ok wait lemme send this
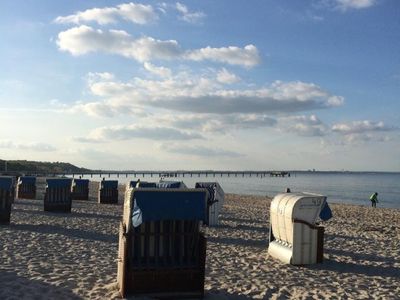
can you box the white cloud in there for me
[175,2,206,24]
[216,68,240,84]
[87,72,115,82]
[185,44,260,68]
[143,62,172,78]
[162,144,244,157]
[74,125,204,142]
[56,25,260,67]
[54,2,158,25]
[152,113,276,133]
[57,26,182,61]
[335,0,376,11]
[332,120,394,134]
[69,101,147,118]
[68,70,344,117]
[279,115,328,137]
[0,140,57,152]
[330,120,397,145]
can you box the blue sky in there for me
[0,0,399,171]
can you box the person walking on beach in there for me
[370,192,378,208]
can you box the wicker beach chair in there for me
[16,176,36,199]
[71,179,89,200]
[195,182,225,226]
[268,193,329,265]
[0,176,14,225]
[117,187,208,299]
[98,180,118,204]
[44,178,73,213]
[156,180,187,189]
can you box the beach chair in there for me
[44,178,73,213]
[268,192,330,265]
[156,180,187,189]
[0,177,14,225]
[117,187,208,298]
[98,180,118,204]
[71,179,89,200]
[16,176,36,199]
[195,182,225,226]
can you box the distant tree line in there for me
[0,159,90,174]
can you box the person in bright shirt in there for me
[370,192,378,208]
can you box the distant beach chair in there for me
[156,180,187,189]
[195,182,225,226]
[131,181,157,188]
[71,179,90,200]
[117,187,208,298]
[98,180,118,204]
[0,176,14,224]
[16,176,36,199]
[268,192,331,265]
[44,178,73,213]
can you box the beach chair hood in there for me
[124,187,207,230]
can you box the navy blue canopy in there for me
[73,179,89,186]
[133,190,207,222]
[0,176,13,191]
[319,201,333,221]
[136,181,157,188]
[129,180,157,188]
[19,176,36,184]
[101,180,118,189]
[156,181,185,189]
[46,178,72,188]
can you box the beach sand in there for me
[0,179,399,299]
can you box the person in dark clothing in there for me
[370,192,378,208]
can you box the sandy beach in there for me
[1,180,399,299]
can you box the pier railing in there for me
[0,170,291,178]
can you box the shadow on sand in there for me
[216,223,268,233]
[325,247,398,264]
[9,223,117,243]
[205,288,257,300]
[0,271,82,300]
[12,208,121,221]
[308,258,400,279]
[208,236,267,249]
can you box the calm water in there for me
[74,172,400,209]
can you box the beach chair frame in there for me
[44,180,72,213]
[16,177,36,200]
[118,188,207,298]
[195,182,225,226]
[0,187,13,224]
[98,181,118,204]
[71,179,89,200]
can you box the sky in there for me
[0,0,399,171]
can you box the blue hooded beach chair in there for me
[44,178,73,212]
[16,176,36,199]
[71,178,90,200]
[117,187,208,298]
[0,176,14,224]
[98,180,119,204]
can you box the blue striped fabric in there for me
[20,176,36,184]
[133,189,207,221]
[46,178,72,188]
[0,177,13,191]
[101,180,118,189]
[73,179,89,186]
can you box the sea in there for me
[74,172,400,209]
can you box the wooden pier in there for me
[1,170,291,178]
